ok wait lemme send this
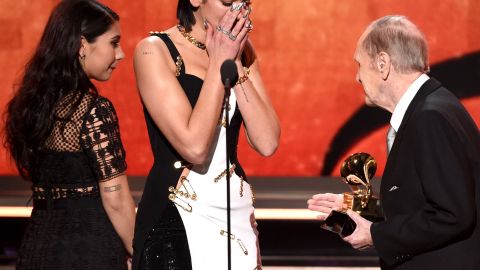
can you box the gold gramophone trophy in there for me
[320,152,382,237]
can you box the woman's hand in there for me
[205,7,250,63]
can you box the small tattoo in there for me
[240,83,249,102]
[104,184,121,192]
[142,51,154,55]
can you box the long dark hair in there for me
[177,0,199,31]
[4,0,119,180]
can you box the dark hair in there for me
[4,0,119,180]
[177,0,199,32]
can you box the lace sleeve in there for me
[81,97,127,182]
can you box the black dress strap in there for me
[150,32,185,76]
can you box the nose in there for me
[116,46,125,61]
[355,72,360,84]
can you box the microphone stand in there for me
[224,79,232,270]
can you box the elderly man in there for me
[308,15,480,269]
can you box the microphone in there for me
[220,59,238,88]
[220,59,237,270]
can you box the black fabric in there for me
[138,203,192,270]
[151,32,186,76]
[370,78,480,269]
[132,33,245,270]
[17,93,128,269]
[16,203,126,270]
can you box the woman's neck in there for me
[188,23,207,45]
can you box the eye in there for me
[111,36,121,48]
[221,0,233,7]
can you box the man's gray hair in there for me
[362,15,429,73]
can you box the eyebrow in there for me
[111,35,121,41]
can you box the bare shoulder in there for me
[134,26,178,59]
[134,36,166,58]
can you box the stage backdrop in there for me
[0,0,479,177]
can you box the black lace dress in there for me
[16,93,128,270]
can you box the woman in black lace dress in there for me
[4,1,135,269]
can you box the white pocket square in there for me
[389,186,400,192]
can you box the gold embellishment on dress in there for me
[175,55,183,77]
[250,184,256,203]
[168,175,196,212]
[218,117,227,128]
[237,239,248,255]
[168,193,192,212]
[220,230,235,240]
[168,176,197,200]
[239,176,244,197]
[149,31,170,36]
[214,164,237,183]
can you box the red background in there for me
[1,0,479,177]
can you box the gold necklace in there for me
[177,25,206,50]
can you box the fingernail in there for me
[231,2,244,12]
[245,20,253,31]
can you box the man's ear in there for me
[377,52,391,80]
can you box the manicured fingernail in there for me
[231,2,244,12]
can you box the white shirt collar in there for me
[390,74,430,132]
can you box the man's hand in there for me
[343,209,373,250]
[307,193,343,220]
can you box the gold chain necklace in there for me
[177,25,206,50]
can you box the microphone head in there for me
[220,59,239,88]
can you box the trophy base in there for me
[320,210,356,237]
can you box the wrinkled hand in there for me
[307,193,343,221]
[205,7,250,63]
[343,209,373,250]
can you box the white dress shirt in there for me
[390,74,430,132]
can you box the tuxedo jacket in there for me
[370,78,480,269]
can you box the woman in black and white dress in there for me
[132,0,280,269]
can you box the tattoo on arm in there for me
[240,83,249,102]
[103,184,122,193]
[142,51,154,55]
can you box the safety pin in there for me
[237,239,248,255]
[180,176,197,201]
[220,230,235,240]
[168,193,192,213]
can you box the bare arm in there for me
[99,175,136,256]
[82,98,135,256]
[233,46,280,156]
